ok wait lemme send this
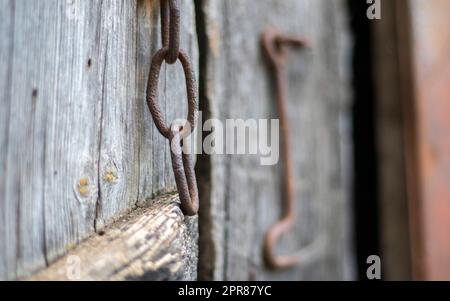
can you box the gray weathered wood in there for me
[2,0,355,281]
[197,0,354,280]
[0,0,198,280]
[27,194,198,281]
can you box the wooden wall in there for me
[373,0,413,280]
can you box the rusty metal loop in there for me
[146,47,198,140]
[169,124,199,216]
[262,29,309,269]
[262,29,310,67]
[160,0,180,64]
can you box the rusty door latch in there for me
[146,0,199,216]
[262,29,310,269]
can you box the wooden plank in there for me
[372,0,413,280]
[198,0,354,280]
[0,0,198,280]
[0,0,14,282]
[374,0,450,281]
[405,0,450,280]
[27,194,198,281]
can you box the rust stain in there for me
[209,21,221,58]
[104,170,118,183]
[78,177,90,197]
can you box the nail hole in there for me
[32,89,38,98]
[87,58,92,68]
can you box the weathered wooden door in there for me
[0,0,353,281]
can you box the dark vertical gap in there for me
[194,0,215,281]
[394,0,420,279]
[348,0,380,280]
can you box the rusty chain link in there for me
[146,0,199,216]
[147,48,197,140]
[262,29,310,269]
[169,124,199,216]
[160,0,180,64]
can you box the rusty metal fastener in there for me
[146,0,199,216]
[160,0,180,64]
[262,29,310,269]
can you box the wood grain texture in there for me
[28,194,198,281]
[0,0,198,280]
[197,0,354,280]
[406,0,450,280]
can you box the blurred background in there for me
[351,0,450,280]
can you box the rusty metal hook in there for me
[262,29,310,269]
